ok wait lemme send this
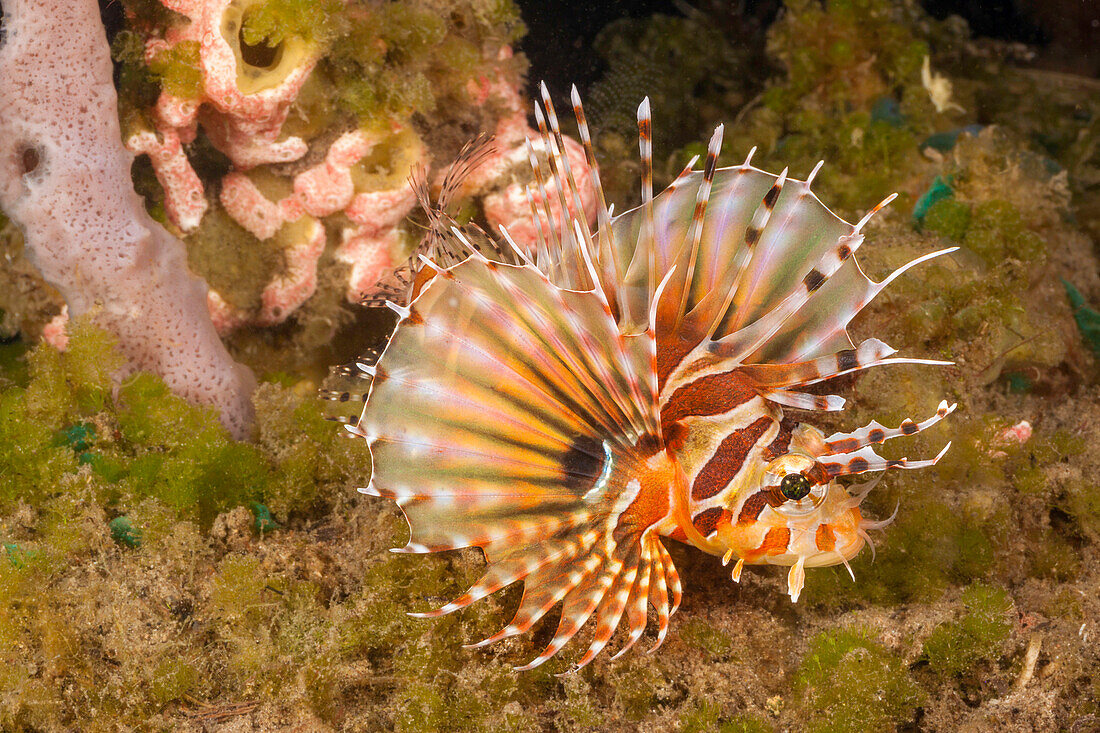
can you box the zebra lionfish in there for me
[340,84,956,672]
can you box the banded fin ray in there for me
[510,91,956,422]
[363,135,505,308]
[357,251,680,669]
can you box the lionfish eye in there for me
[780,473,812,502]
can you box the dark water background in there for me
[514,0,1100,93]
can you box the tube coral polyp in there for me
[214,128,421,324]
[124,0,320,234]
[127,127,209,231]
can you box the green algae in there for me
[603,655,670,722]
[110,30,162,110]
[0,321,374,536]
[323,0,525,122]
[921,583,1013,679]
[720,0,948,211]
[802,495,995,607]
[148,40,204,99]
[922,196,971,240]
[794,629,924,733]
[239,0,344,48]
[680,700,775,733]
[912,175,955,227]
[184,203,280,313]
[680,616,735,661]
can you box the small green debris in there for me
[1005,371,1032,393]
[251,501,281,534]
[3,542,32,568]
[109,516,142,548]
[53,422,95,452]
[920,125,983,153]
[1063,279,1100,358]
[913,175,954,227]
[870,96,904,127]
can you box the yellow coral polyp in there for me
[223,0,315,95]
[350,127,424,193]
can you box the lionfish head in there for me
[712,403,956,602]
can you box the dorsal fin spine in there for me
[570,219,653,438]
[540,83,599,290]
[676,123,724,328]
[523,184,552,271]
[702,165,788,342]
[525,136,563,274]
[533,102,585,290]
[637,97,657,312]
[570,85,621,306]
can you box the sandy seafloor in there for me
[1,0,1100,730]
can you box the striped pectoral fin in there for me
[500,529,676,671]
[466,556,597,650]
[569,546,641,671]
[610,538,656,661]
[409,534,596,619]
[359,248,686,669]
[647,535,674,653]
[518,553,620,672]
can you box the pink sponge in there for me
[0,0,256,439]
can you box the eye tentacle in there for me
[817,440,952,479]
[822,400,956,455]
[833,473,887,512]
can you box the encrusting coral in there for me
[0,0,576,399]
[0,0,256,438]
[108,0,543,338]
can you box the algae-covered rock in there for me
[922,583,1014,679]
[793,629,925,732]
